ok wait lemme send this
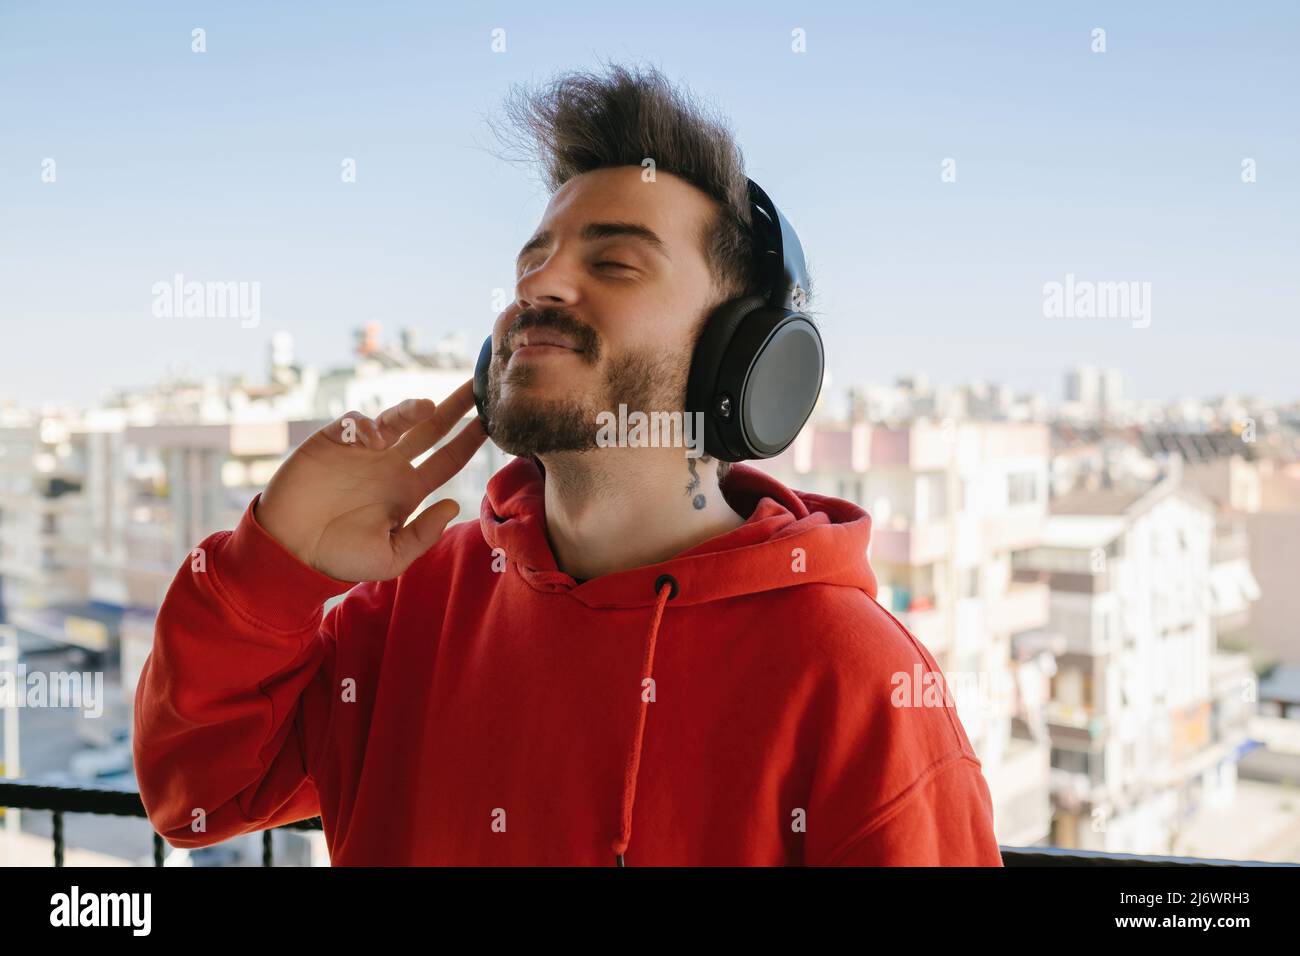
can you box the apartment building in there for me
[0,417,106,653]
[1017,475,1256,853]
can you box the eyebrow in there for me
[515,221,671,268]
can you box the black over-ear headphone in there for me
[473,177,823,462]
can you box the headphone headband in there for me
[746,179,811,315]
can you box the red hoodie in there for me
[134,455,1003,866]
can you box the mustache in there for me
[503,308,599,357]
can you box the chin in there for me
[504,360,591,391]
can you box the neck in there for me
[538,448,746,580]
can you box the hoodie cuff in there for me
[217,491,358,632]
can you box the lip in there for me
[508,344,582,363]
[509,328,584,350]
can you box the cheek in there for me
[601,286,696,346]
[491,306,520,349]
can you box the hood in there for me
[477,454,878,865]
[480,456,877,607]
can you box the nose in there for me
[515,251,580,313]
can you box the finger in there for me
[373,398,437,449]
[391,378,478,460]
[323,410,379,449]
[389,497,460,572]
[413,416,487,495]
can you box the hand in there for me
[254,378,488,582]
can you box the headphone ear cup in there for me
[689,301,823,461]
[687,294,768,461]
[473,334,493,431]
[727,308,823,458]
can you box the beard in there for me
[485,330,690,459]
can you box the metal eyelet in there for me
[653,573,679,600]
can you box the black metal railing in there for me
[0,779,320,867]
[998,844,1295,866]
[1,779,1294,867]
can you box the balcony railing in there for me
[0,779,320,867]
[2,779,1294,867]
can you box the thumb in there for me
[390,498,460,572]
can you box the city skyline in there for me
[2,320,1297,420]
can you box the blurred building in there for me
[1016,474,1256,853]
[0,417,107,655]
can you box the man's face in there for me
[485,165,720,458]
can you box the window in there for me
[837,478,864,502]
[916,474,947,521]
[1051,748,1088,774]
[1008,470,1038,505]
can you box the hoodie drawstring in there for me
[612,573,678,866]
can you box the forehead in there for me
[536,166,715,252]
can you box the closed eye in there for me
[596,261,633,270]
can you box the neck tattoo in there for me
[685,458,706,510]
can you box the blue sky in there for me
[2,0,1297,409]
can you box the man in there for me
[134,62,1003,865]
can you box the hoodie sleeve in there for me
[802,594,1004,866]
[132,491,384,849]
